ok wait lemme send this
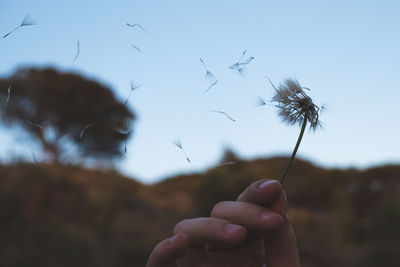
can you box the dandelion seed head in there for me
[173,138,182,149]
[271,78,322,130]
[229,63,240,70]
[255,96,266,107]
[21,14,37,26]
[130,80,141,91]
[238,67,247,76]
[205,70,215,81]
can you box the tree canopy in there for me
[0,67,135,164]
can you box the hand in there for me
[146,179,301,267]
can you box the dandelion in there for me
[79,123,93,139]
[210,110,236,122]
[270,77,323,184]
[72,41,80,63]
[173,138,191,163]
[3,14,37,39]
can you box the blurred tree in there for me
[219,147,241,163]
[0,67,135,164]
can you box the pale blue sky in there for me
[1,0,399,183]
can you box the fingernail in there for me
[259,180,278,189]
[225,224,242,234]
[260,211,272,221]
[169,234,180,244]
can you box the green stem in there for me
[280,113,308,184]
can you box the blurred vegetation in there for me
[0,67,135,164]
[0,154,400,266]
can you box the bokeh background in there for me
[1,0,400,266]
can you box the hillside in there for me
[0,158,399,266]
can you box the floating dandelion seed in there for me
[230,50,254,75]
[73,41,80,63]
[217,161,237,167]
[203,80,218,94]
[270,77,323,184]
[124,80,141,105]
[229,50,247,70]
[239,49,247,61]
[200,58,218,93]
[113,126,131,135]
[237,67,247,76]
[229,63,240,70]
[200,58,215,80]
[126,23,145,31]
[25,119,43,129]
[255,96,267,107]
[210,110,236,122]
[173,138,191,163]
[31,151,38,164]
[241,56,255,65]
[199,58,207,67]
[3,14,37,38]
[4,86,11,108]
[79,123,93,139]
[205,70,216,81]
[131,44,142,52]
[113,126,130,154]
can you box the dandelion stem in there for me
[280,111,308,184]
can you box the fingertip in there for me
[259,210,284,232]
[147,233,189,267]
[223,223,247,242]
[258,179,281,192]
[171,232,189,248]
[207,223,247,251]
[238,179,282,205]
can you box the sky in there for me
[1,0,399,183]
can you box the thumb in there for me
[264,191,301,267]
